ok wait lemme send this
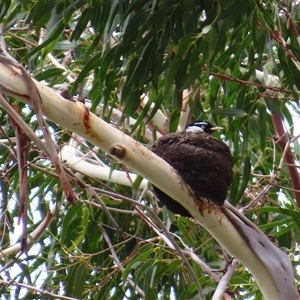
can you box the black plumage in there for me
[151,121,233,217]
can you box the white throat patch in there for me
[185,126,205,133]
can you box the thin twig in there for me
[272,113,300,206]
[0,279,78,300]
[87,185,125,239]
[97,223,146,298]
[212,259,239,300]
[134,206,206,300]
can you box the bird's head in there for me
[185,120,223,134]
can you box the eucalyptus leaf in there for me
[210,109,247,117]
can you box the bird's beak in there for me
[210,126,224,132]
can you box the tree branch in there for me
[271,113,300,206]
[0,60,298,299]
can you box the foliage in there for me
[0,0,300,299]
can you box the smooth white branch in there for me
[60,145,148,188]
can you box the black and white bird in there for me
[151,120,233,217]
[184,120,224,134]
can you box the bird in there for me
[151,120,233,217]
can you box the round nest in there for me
[151,131,233,217]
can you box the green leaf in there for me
[169,108,181,132]
[258,103,267,150]
[229,171,241,205]
[177,218,194,246]
[67,206,90,252]
[210,109,247,117]
[165,28,211,98]
[0,0,11,23]
[277,47,295,91]
[73,51,103,93]
[70,7,91,41]
[61,205,82,244]
[259,217,292,230]
[34,68,65,81]
[236,156,251,203]
[66,262,88,297]
[122,244,154,282]
[132,175,144,190]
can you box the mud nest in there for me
[151,131,233,217]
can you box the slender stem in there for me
[272,113,300,207]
